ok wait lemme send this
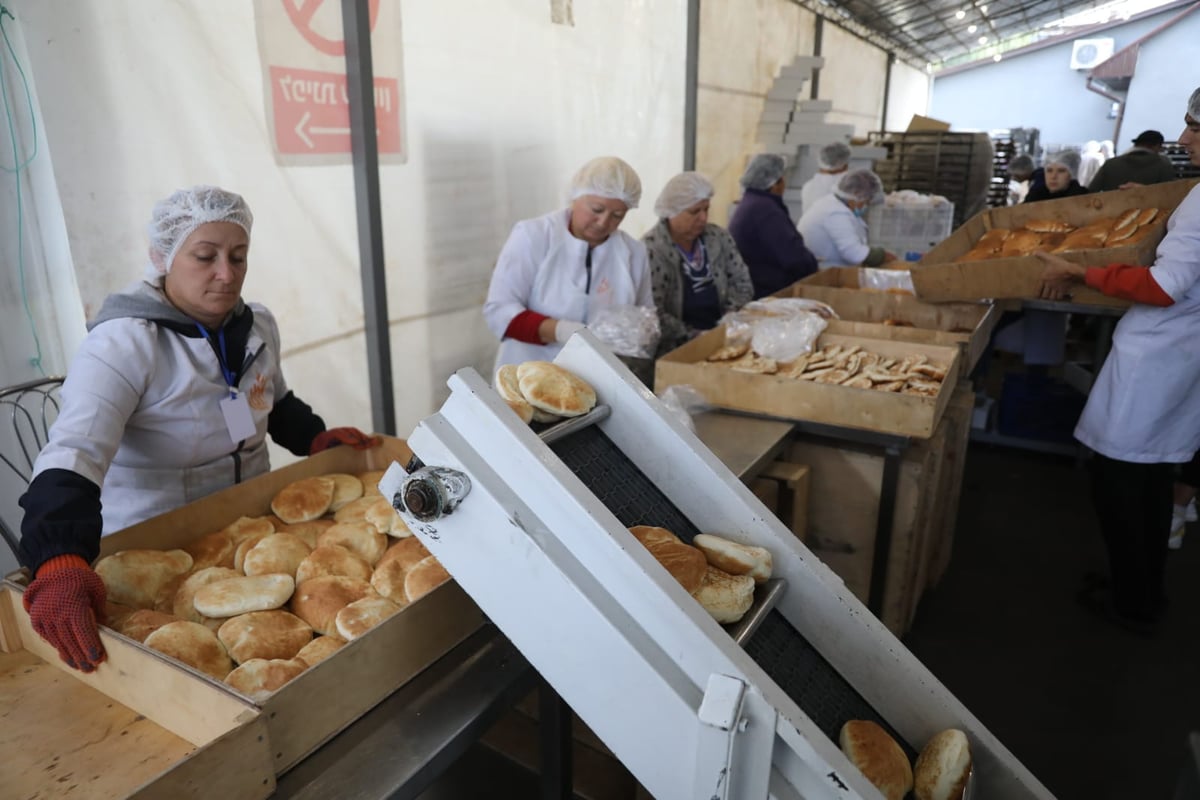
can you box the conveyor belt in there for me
[549,425,917,760]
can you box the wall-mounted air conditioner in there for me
[1070,38,1115,70]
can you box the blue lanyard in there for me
[194,323,237,398]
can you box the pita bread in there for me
[234,532,271,573]
[334,495,390,526]
[296,544,374,585]
[516,361,597,418]
[276,519,336,549]
[628,526,707,594]
[530,407,562,424]
[271,476,336,523]
[113,609,181,642]
[706,342,750,362]
[154,571,192,614]
[728,353,779,375]
[224,657,308,702]
[183,531,236,570]
[335,596,403,640]
[295,635,346,667]
[95,549,194,609]
[495,364,535,423]
[914,729,972,800]
[144,621,233,681]
[217,610,313,664]
[193,574,296,618]
[692,534,772,583]
[910,363,948,381]
[691,566,755,624]
[174,567,241,623]
[356,470,386,497]
[1023,218,1073,234]
[404,556,452,603]
[844,375,874,389]
[378,536,431,572]
[242,533,313,578]
[839,720,913,800]
[369,559,412,604]
[103,601,137,631]
[318,522,388,566]
[324,473,364,511]
[387,512,413,539]
[363,501,403,538]
[290,575,378,636]
[221,516,276,545]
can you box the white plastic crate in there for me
[867,200,954,258]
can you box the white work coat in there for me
[796,194,871,269]
[1075,183,1200,463]
[33,299,284,533]
[483,208,653,369]
[799,172,841,217]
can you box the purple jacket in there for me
[727,188,818,298]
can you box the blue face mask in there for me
[851,205,867,219]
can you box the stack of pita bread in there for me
[628,527,772,625]
[494,361,597,425]
[955,207,1161,262]
[705,342,948,397]
[839,721,972,800]
[94,470,453,699]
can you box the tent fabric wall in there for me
[6,0,686,466]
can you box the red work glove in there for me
[23,554,107,672]
[310,426,381,455]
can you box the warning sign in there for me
[255,0,406,164]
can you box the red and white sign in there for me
[256,0,407,164]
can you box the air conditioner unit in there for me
[1070,37,1115,70]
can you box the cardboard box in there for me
[1,583,275,799]
[655,327,961,438]
[775,272,998,371]
[906,114,952,132]
[911,178,1200,306]
[11,437,485,780]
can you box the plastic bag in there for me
[589,305,661,359]
[741,297,839,320]
[860,268,915,295]
[750,313,829,363]
[657,384,712,433]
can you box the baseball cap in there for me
[1132,130,1165,147]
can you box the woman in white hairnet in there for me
[797,168,895,269]
[799,141,852,214]
[1035,86,1200,635]
[483,156,653,369]
[642,172,753,355]
[17,185,374,673]
[1024,150,1088,203]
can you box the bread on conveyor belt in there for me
[218,609,313,664]
[628,526,707,594]
[839,719,914,800]
[516,361,597,418]
[692,533,772,584]
[271,476,336,523]
[495,363,535,423]
[914,729,972,800]
[295,634,346,667]
[335,595,403,640]
[290,575,377,636]
[144,620,234,681]
[691,566,755,624]
[194,574,296,618]
[95,549,194,609]
[225,657,308,701]
[296,544,374,585]
[242,533,313,578]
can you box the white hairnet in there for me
[567,156,641,209]
[1008,154,1035,175]
[653,171,714,219]
[147,186,253,275]
[818,141,852,170]
[740,154,787,190]
[1083,140,1101,154]
[833,169,883,203]
[1099,140,1115,158]
[1189,86,1200,120]
[1044,150,1081,179]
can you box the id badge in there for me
[220,391,257,444]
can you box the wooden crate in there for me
[776,273,997,371]
[48,437,486,776]
[0,584,275,799]
[656,327,961,439]
[912,178,1200,307]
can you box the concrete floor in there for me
[419,443,1200,799]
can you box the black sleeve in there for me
[268,390,327,457]
[18,468,103,571]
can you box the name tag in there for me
[220,391,257,444]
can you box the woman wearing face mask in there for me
[797,168,896,269]
[642,171,754,356]
[1024,150,1089,203]
[483,156,653,369]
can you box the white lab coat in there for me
[33,301,285,533]
[796,194,871,269]
[1075,184,1200,462]
[799,172,841,217]
[483,208,653,369]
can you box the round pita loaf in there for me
[114,609,181,643]
[914,729,971,800]
[363,500,402,538]
[692,534,773,584]
[356,470,386,497]
[95,549,194,609]
[387,512,413,539]
[103,601,138,631]
[225,657,308,702]
[174,567,241,623]
[318,522,387,566]
[217,610,313,664]
[369,559,412,605]
[335,596,403,640]
[324,472,364,511]
[840,720,913,800]
[194,574,296,618]
[274,519,335,549]
[378,537,431,572]
[515,361,596,418]
[530,407,562,424]
[271,476,336,523]
[144,621,233,681]
[628,526,707,594]
[404,556,451,603]
[290,575,378,636]
[154,571,192,614]
[183,530,236,569]
[691,566,755,624]
[295,544,373,585]
[295,635,346,667]
[221,516,277,545]
[242,533,313,578]
[495,364,535,423]
[334,495,390,526]
[234,532,271,573]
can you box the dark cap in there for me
[1132,130,1165,147]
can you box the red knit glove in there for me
[310,426,380,454]
[23,554,107,673]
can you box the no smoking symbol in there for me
[282,0,381,56]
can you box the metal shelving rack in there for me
[868,130,994,228]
